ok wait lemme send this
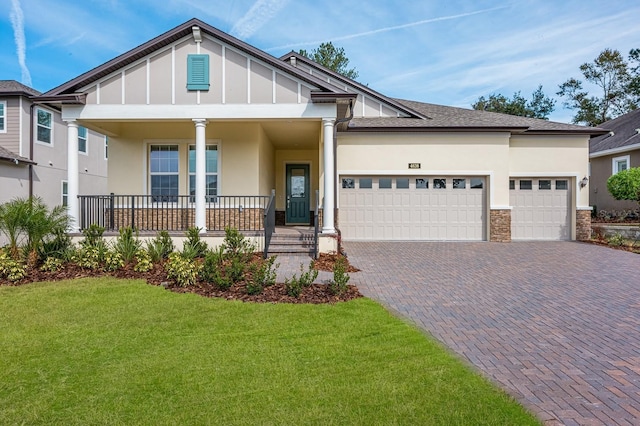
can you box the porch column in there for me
[193,119,208,233]
[65,120,80,232]
[322,118,336,233]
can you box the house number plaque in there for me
[408,163,421,169]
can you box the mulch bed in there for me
[1,257,363,304]
[312,253,360,272]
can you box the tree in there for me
[472,85,555,119]
[299,42,359,80]
[607,167,640,206]
[557,48,639,126]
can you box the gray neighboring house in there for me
[589,109,640,212]
[0,80,108,209]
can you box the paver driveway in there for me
[343,241,640,426]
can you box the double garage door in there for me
[339,176,572,241]
[339,176,486,241]
[510,178,572,240]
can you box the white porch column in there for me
[322,118,336,233]
[66,120,80,232]
[193,119,208,233]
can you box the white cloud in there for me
[231,0,289,39]
[9,0,32,86]
[265,5,510,51]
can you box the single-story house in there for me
[0,80,108,208]
[589,108,640,213]
[33,18,606,252]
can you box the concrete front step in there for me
[267,233,315,255]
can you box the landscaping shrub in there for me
[246,256,279,295]
[285,262,318,298]
[0,197,70,261]
[147,230,174,262]
[113,226,142,263]
[607,233,625,247]
[329,255,350,295]
[0,249,27,281]
[104,250,125,272]
[134,249,153,273]
[38,229,74,262]
[182,227,208,259]
[40,256,64,272]
[222,227,255,262]
[165,252,202,287]
[201,247,232,290]
[73,246,104,270]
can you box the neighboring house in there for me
[589,108,640,212]
[33,18,605,250]
[0,80,108,210]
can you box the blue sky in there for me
[3,0,639,123]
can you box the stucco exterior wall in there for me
[337,132,511,207]
[0,163,29,204]
[590,150,640,211]
[509,134,590,207]
[258,127,275,195]
[107,121,265,196]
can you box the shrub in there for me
[134,249,153,273]
[285,262,318,298]
[182,227,208,259]
[607,167,640,206]
[247,256,279,295]
[201,247,232,290]
[0,197,70,260]
[104,250,125,271]
[165,253,201,287]
[607,233,625,247]
[329,256,350,295]
[222,227,255,262]
[228,257,246,283]
[147,230,174,262]
[39,229,74,262]
[73,246,103,270]
[0,249,27,281]
[40,256,64,272]
[80,224,106,249]
[113,226,142,263]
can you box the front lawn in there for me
[0,278,539,425]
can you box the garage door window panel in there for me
[379,178,392,189]
[359,178,372,189]
[556,180,568,190]
[539,180,552,190]
[433,178,446,189]
[396,178,409,189]
[416,178,428,189]
[453,178,466,189]
[471,178,483,189]
[520,180,532,190]
[342,178,355,189]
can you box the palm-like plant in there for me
[0,197,70,261]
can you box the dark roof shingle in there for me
[590,109,640,154]
[0,146,35,165]
[0,80,41,96]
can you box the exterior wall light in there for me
[580,176,589,188]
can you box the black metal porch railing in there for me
[78,194,270,232]
[263,189,276,258]
[313,189,319,259]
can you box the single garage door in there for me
[510,178,571,240]
[339,176,486,240]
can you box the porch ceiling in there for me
[260,120,320,149]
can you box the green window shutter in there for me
[187,54,210,90]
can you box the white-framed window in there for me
[0,100,6,133]
[104,136,108,160]
[188,145,218,202]
[78,126,87,154]
[62,181,68,207]
[36,108,53,144]
[149,145,179,202]
[612,155,630,175]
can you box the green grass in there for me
[0,278,540,425]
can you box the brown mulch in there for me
[1,260,362,304]
[312,253,360,272]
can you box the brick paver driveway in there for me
[344,241,640,426]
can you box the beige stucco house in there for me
[0,80,108,208]
[34,18,605,251]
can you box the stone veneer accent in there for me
[576,210,592,241]
[490,209,511,242]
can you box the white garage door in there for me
[510,178,571,240]
[339,176,486,241]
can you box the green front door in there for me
[286,164,310,224]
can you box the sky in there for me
[2,0,639,123]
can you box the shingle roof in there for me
[0,80,41,97]
[0,146,35,165]
[590,109,640,154]
[347,99,608,134]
